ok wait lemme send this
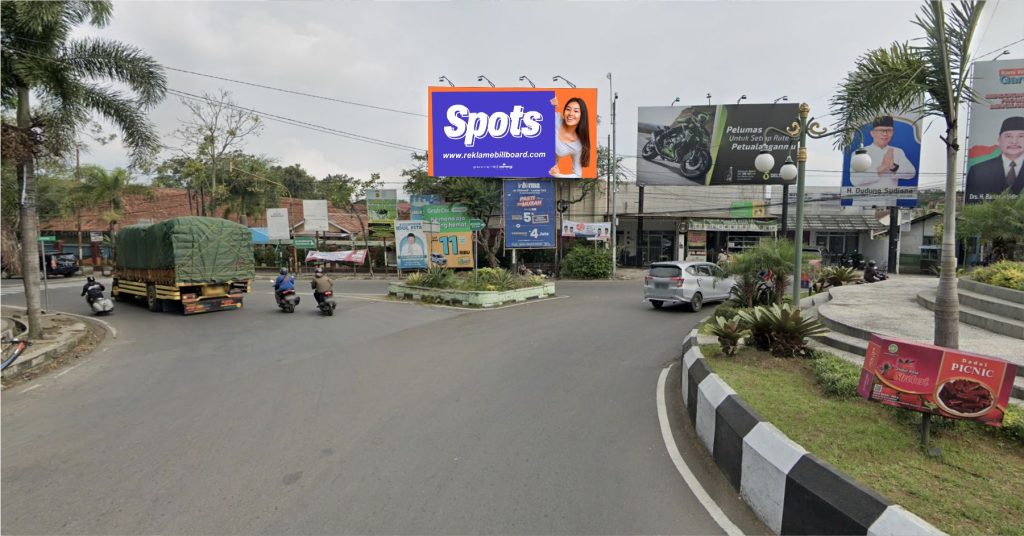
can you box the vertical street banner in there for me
[302,199,329,232]
[410,194,443,220]
[635,103,799,186]
[423,204,474,269]
[503,179,555,249]
[965,58,1024,204]
[267,208,290,240]
[841,113,922,207]
[366,189,398,223]
[395,220,429,270]
[428,87,599,178]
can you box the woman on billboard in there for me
[549,96,591,178]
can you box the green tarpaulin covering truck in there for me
[112,217,255,314]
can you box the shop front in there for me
[681,218,779,262]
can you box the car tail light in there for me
[671,277,685,288]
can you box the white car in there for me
[643,261,736,312]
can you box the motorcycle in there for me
[640,121,713,180]
[316,290,337,316]
[276,288,300,313]
[87,294,114,315]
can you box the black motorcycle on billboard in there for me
[641,113,713,180]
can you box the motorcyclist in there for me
[273,267,295,305]
[81,276,105,305]
[863,260,887,283]
[310,267,333,305]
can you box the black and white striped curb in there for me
[678,331,944,536]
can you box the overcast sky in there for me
[76,0,1024,191]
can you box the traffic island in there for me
[1,307,107,385]
[387,282,555,308]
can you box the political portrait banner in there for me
[560,220,611,241]
[428,87,598,179]
[410,194,443,220]
[840,112,922,208]
[395,220,429,270]
[965,59,1024,204]
[267,208,290,240]
[302,199,329,232]
[635,103,799,186]
[503,179,556,249]
[366,189,398,223]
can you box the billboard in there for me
[841,113,922,207]
[366,189,397,223]
[423,203,474,269]
[503,179,556,249]
[395,220,429,270]
[410,194,443,220]
[266,208,290,240]
[636,103,800,186]
[560,220,611,241]
[965,59,1024,204]
[428,87,598,179]
[302,199,329,232]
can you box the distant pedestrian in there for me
[717,249,729,266]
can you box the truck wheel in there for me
[147,285,162,312]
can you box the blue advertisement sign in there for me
[428,87,598,179]
[841,114,921,208]
[503,179,556,249]
[410,194,443,220]
[395,220,429,270]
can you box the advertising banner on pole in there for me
[410,194,443,220]
[304,250,368,264]
[840,113,922,207]
[428,87,598,179]
[267,208,290,240]
[366,189,398,223]
[302,199,329,231]
[965,59,1024,204]
[423,204,473,268]
[395,220,429,270]
[560,220,611,241]
[503,179,555,248]
[636,103,799,186]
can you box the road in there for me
[2,275,766,534]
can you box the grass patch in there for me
[701,345,1024,536]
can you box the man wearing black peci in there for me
[966,116,1024,202]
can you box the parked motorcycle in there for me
[276,288,300,313]
[316,290,337,316]
[640,116,713,180]
[87,294,114,315]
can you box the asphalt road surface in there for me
[2,275,766,534]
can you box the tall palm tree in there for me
[830,0,985,349]
[81,165,150,263]
[1,1,165,337]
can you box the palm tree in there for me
[830,0,985,349]
[1,1,165,337]
[81,165,150,263]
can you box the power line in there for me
[975,37,1024,59]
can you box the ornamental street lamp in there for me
[670,97,680,106]
[753,102,871,304]
[438,76,454,87]
[552,75,576,88]
[518,75,536,88]
[477,75,495,88]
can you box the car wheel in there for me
[650,300,664,309]
[689,293,703,312]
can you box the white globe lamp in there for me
[780,157,798,182]
[754,150,775,173]
[851,148,872,173]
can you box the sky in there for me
[75,0,1024,192]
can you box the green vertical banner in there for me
[366,189,398,223]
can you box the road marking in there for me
[657,366,744,536]
[55,365,78,378]
[20,384,41,394]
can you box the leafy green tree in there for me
[1,0,166,337]
[830,0,985,348]
[220,153,281,226]
[80,165,150,256]
[958,193,1024,261]
[268,163,318,199]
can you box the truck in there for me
[112,217,255,314]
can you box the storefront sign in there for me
[686,218,777,232]
[503,179,556,248]
[857,334,1017,427]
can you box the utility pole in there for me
[637,185,645,266]
[888,206,899,273]
[608,72,618,278]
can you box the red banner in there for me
[857,334,1017,426]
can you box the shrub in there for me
[970,261,1024,291]
[808,353,861,398]
[713,304,738,321]
[419,266,457,288]
[735,307,773,351]
[823,266,859,286]
[708,316,749,356]
[561,243,612,279]
[999,404,1024,445]
[405,272,426,286]
[760,303,829,358]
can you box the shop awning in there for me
[783,214,886,231]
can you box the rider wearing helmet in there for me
[863,260,886,283]
[81,276,105,304]
[273,267,295,305]
[310,267,333,305]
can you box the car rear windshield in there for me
[649,265,681,278]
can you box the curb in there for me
[678,329,945,536]
[1,308,106,379]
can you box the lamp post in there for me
[706,93,712,105]
[773,96,789,104]
[754,103,872,304]
[670,97,680,107]
[552,75,576,88]
[736,94,747,105]
[438,76,454,87]
[477,75,495,88]
[518,75,535,88]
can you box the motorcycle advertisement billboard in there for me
[965,59,1024,204]
[503,179,556,249]
[840,113,921,208]
[395,220,429,270]
[428,87,598,179]
[636,103,799,186]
